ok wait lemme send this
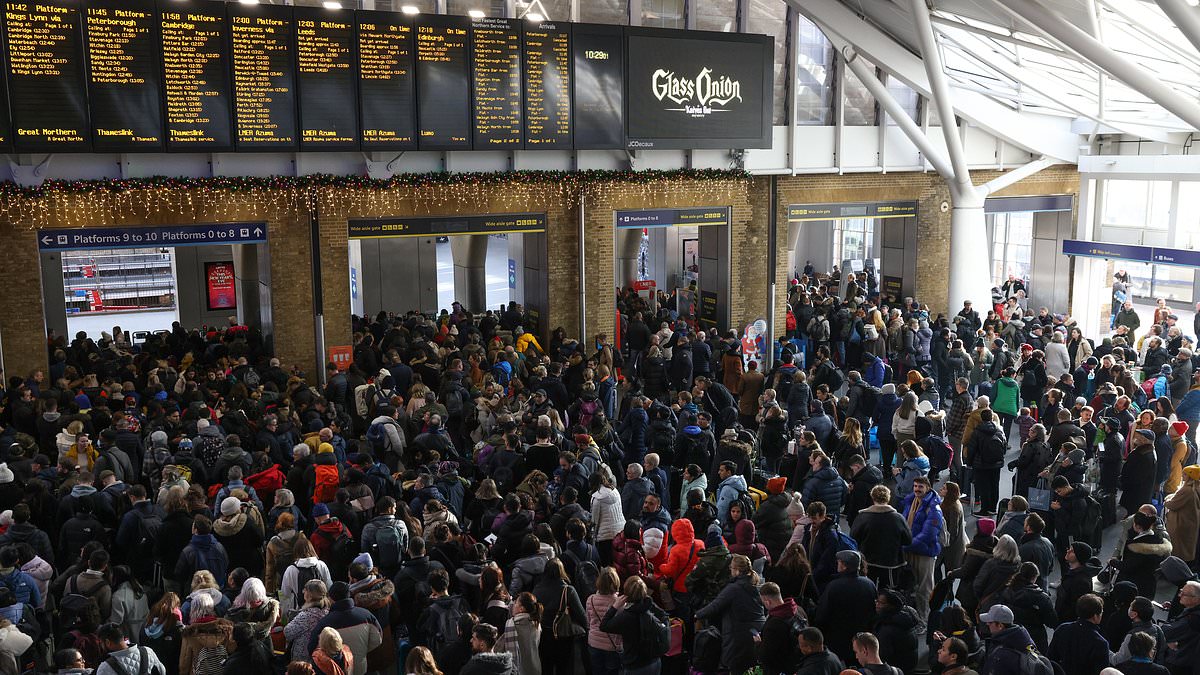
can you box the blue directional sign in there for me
[508,259,517,289]
[614,207,731,229]
[37,224,268,251]
[1062,239,1200,268]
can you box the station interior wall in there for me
[0,166,1081,376]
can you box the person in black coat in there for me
[812,551,878,663]
[531,559,586,675]
[1114,511,1174,598]
[796,627,846,675]
[1048,594,1111,675]
[850,485,912,576]
[1055,541,1103,624]
[668,334,694,394]
[845,457,883,525]
[759,583,804,675]
[599,579,670,672]
[995,562,1059,652]
[1121,430,1158,515]
[695,555,767,675]
[752,481,794,563]
[872,589,919,674]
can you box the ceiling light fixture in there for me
[468,9,486,18]
[401,5,420,14]
[526,12,544,22]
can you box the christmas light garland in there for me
[0,169,752,229]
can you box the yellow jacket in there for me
[1165,436,1191,494]
[66,442,99,472]
[516,333,543,356]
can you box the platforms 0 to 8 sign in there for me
[37,224,267,250]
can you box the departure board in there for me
[356,9,414,150]
[0,46,12,151]
[415,14,470,150]
[84,0,162,150]
[160,0,232,151]
[571,23,622,150]
[522,21,570,149]
[471,16,520,148]
[228,2,296,150]
[295,6,357,150]
[5,0,90,151]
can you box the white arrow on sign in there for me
[254,227,263,236]
[41,236,52,245]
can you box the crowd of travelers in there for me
[0,268,1198,675]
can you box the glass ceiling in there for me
[920,0,1200,133]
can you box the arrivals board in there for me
[5,0,90,151]
[471,16,521,148]
[357,9,414,150]
[415,13,470,150]
[228,2,296,150]
[0,7,773,153]
[522,20,570,149]
[160,0,231,151]
[571,23,622,150]
[295,6,357,150]
[83,0,162,150]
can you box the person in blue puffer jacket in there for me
[715,461,749,525]
[900,476,943,625]
[801,450,847,517]
[863,353,886,389]
[874,384,903,474]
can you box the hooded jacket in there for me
[873,605,920,674]
[715,473,748,524]
[1055,557,1104,623]
[590,485,625,542]
[1116,529,1173,597]
[801,466,846,517]
[900,489,944,558]
[981,624,1037,675]
[657,519,703,593]
[460,651,517,675]
[753,492,794,562]
[213,510,265,577]
[306,598,383,675]
[179,618,234,675]
[175,533,229,588]
[508,554,547,595]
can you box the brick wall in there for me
[0,189,314,375]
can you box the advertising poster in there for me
[205,261,237,311]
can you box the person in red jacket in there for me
[611,521,649,582]
[655,518,704,597]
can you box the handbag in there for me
[1027,478,1053,511]
[552,587,586,639]
[652,576,677,611]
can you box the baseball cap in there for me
[979,604,1014,624]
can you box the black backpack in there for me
[131,508,163,574]
[773,368,795,403]
[856,383,879,415]
[563,548,599,600]
[735,488,757,519]
[640,608,671,659]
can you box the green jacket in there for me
[993,377,1020,417]
[685,545,731,607]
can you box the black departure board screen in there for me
[5,0,90,151]
[160,0,231,151]
[295,6,356,150]
[228,2,295,150]
[357,9,413,150]
[415,14,470,150]
[84,0,162,150]
[471,16,520,148]
[522,21,569,149]
[0,45,12,151]
[625,29,772,150]
[571,23,621,150]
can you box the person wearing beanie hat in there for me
[212,490,265,582]
[304,580,383,674]
[686,527,731,609]
[304,439,344,507]
[1053,536,1103,624]
[1162,421,1193,495]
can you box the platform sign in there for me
[348,212,547,239]
[38,223,267,250]
[1061,239,1153,263]
[1149,247,1200,268]
[614,207,730,229]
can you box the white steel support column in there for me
[907,0,973,200]
[1000,0,1200,131]
[1154,0,1200,57]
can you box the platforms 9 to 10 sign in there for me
[0,0,585,152]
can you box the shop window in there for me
[1126,263,1195,305]
[832,218,875,268]
[581,0,628,23]
[989,212,1033,287]
[795,14,834,125]
[694,0,735,31]
[748,0,788,125]
[642,0,684,27]
[1175,182,1200,250]
[1101,179,1171,230]
[841,56,877,126]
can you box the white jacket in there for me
[95,645,165,675]
[1045,342,1072,380]
[590,485,626,542]
[279,556,333,616]
[0,623,30,658]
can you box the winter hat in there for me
[0,511,11,528]
[881,383,895,396]
[1161,364,1174,375]
[353,552,374,570]
[687,490,705,507]
[917,400,934,415]
[993,338,1005,348]
[976,517,996,537]
[150,430,168,449]
[178,438,193,450]
[329,581,350,601]
[318,442,334,455]
[767,476,787,495]
[722,428,738,440]
[74,393,92,410]
[1071,541,1093,562]
[573,433,592,446]
[786,492,806,518]
[643,527,665,558]
[197,418,209,431]
[312,503,330,518]
[1134,429,1156,445]
[1067,448,1086,466]
[683,425,702,436]
[1184,465,1200,482]
[220,497,241,516]
[1172,421,1190,437]
[1075,397,1087,407]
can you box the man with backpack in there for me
[359,497,407,579]
[306,444,343,506]
[417,568,469,660]
[979,604,1044,675]
[967,409,1009,516]
[852,632,904,675]
[113,485,162,579]
[366,406,406,472]
[393,537,445,638]
[175,515,228,588]
[95,622,166,675]
[310,504,355,582]
[760,581,805,675]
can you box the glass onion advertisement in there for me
[205,261,237,311]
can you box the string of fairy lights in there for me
[0,169,752,230]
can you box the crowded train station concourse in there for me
[0,0,1198,674]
